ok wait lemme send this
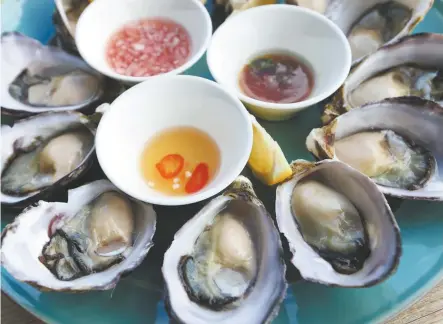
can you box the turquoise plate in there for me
[2,1,443,323]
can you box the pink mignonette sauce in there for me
[106,18,192,77]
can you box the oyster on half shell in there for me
[276,160,401,287]
[322,33,443,124]
[1,180,157,291]
[1,32,104,117]
[1,111,96,207]
[288,0,434,65]
[307,97,443,201]
[163,176,286,324]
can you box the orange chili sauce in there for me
[140,126,220,196]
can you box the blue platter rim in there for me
[4,267,443,324]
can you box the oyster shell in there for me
[289,0,434,65]
[1,32,104,117]
[1,111,96,207]
[276,159,401,287]
[323,33,443,124]
[307,97,443,201]
[1,180,157,291]
[163,176,286,323]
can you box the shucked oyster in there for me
[322,33,443,124]
[163,176,286,323]
[1,180,157,291]
[41,191,134,281]
[1,32,104,117]
[276,160,401,286]
[307,97,443,201]
[288,0,433,65]
[1,111,96,207]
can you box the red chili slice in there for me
[185,163,209,194]
[156,154,184,179]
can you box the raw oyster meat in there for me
[41,191,134,280]
[307,97,443,200]
[1,180,157,291]
[289,0,434,65]
[1,111,96,207]
[163,176,286,323]
[276,160,401,286]
[322,33,443,124]
[1,32,104,117]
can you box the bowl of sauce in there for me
[95,75,252,206]
[239,52,315,104]
[140,126,221,196]
[75,0,212,83]
[207,4,352,121]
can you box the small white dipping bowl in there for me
[95,75,253,206]
[207,4,352,121]
[75,0,212,84]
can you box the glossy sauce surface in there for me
[140,126,220,195]
[239,53,314,103]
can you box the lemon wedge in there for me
[248,115,293,185]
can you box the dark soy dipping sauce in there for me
[239,52,314,104]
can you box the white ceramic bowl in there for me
[96,75,253,206]
[207,4,352,121]
[75,0,212,84]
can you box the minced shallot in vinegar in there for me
[106,18,191,77]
